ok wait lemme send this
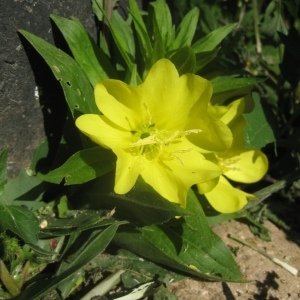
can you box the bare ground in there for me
[170,220,300,300]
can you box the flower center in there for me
[129,127,201,161]
[127,104,201,162]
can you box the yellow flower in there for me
[202,175,257,213]
[76,59,232,207]
[198,98,269,213]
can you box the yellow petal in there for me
[75,114,132,149]
[197,176,220,194]
[114,151,144,194]
[188,114,233,152]
[140,140,221,207]
[224,149,269,183]
[94,82,144,131]
[204,176,256,213]
[137,59,212,131]
[209,98,245,125]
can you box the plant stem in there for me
[253,0,262,54]
[0,260,21,297]
[229,234,299,276]
[81,269,125,300]
[244,169,300,210]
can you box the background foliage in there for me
[0,0,299,299]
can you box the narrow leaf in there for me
[95,2,138,78]
[150,16,165,67]
[111,11,136,60]
[91,0,104,22]
[19,30,97,117]
[192,23,237,53]
[129,0,153,61]
[38,147,116,185]
[211,74,266,93]
[50,15,118,86]
[151,0,174,51]
[173,7,199,50]
[195,48,219,72]
[16,224,120,300]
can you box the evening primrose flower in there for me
[197,98,269,213]
[76,59,232,207]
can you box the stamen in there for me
[131,134,160,147]
[128,126,202,162]
[218,157,241,172]
[143,103,153,125]
[181,129,202,136]
[170,148,193,165]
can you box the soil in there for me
[170,220,300,300]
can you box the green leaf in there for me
[172,7,199,50]
[210,74,266,105]
[211,74,266,94]
[151,0,174,51]
[243,93,276,149]
[41,210,121,237]
[91,0,104,21]
[72,176,188,225]
[111,11,136,61]
[50,15,118,86]
[168,46,196,75]
[0,205,39,244]
[114,190,243,281]
[197,192,246,226]
[29,139,49,173]
[19,30,97,117]
[91,249,184,289]
[195,48,219,72]
[38,147,116,185]
[129,0,153,62]
[16,224,120,300]
[0,170,44,207]
[0,149,8,194]
[192,23,237,53]
[150,15,165,67]
[57,195,69,218]
[124,63,141,86]
[94,2,139,80]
